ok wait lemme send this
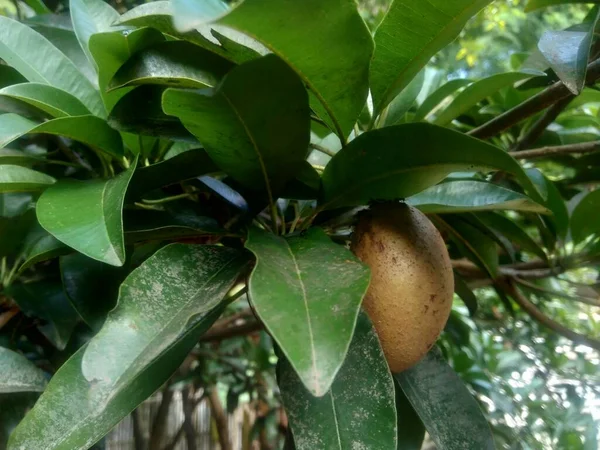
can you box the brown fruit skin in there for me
[351,203,454,373]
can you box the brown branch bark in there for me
[132,408,147,450]
[182,387,198,450]
[510,140,600,160]
[0,307,19,330]
[502,280,600,351]
[515,277,600,307]
[149,384,174,450]
[200,318,262,342]
[469,58,600,140]
[208,387,232,450]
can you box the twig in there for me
[469,58,600,140]
[512,96,573,151]
[510,140,600,160]
[208,387,232,450]
[515,278,600,307]
[0,307,19,330]
[309,143,337,158]
[502,280,600,351]
[200,320,262,342]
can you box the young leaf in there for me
[370,0,493,115]
[0,347,47,393]
[6,282,80,350]
[215,0,374,139]
[0,113,124,159]
[0,165,55,193]
[0,16,104,117]
[36,162,136,267]
[163,55,310,195]
[571,188,600,243]
[109,41,234,90]
[0,83,91,117]
[395,349,495,450]
[60,253,129,331]
[433,71,544,126]
[246,227,370,396]
[8,244,247,450]
[70,0,121,70]
[278,312,397,449]
[407,180,548,214]
[320,124,540,210]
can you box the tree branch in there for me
[469,58,600,140]
[208,387,232,450]
[132,408,146,450]
[515,277,600,307]
[149,384,175,450]
[502,280,600,351]
[510,140,600,160]
[0,307,19,330]
[512,96,573,151]
[182,387,198,450]
[200,309,262,342]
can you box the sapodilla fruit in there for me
[351,202,454,373]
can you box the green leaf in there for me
[36,162,136,266]
[0,83,91,118]
[60,253,129,331]
[379,70,424,127]
[246,227,370,396]
[437,215,499,277]
[22,0,51,14]
[453,271,478,316]
[394,378,425,450]
[164,55,310,195]
[109,41,234,90]
[414,78,471,122]
[370,0,492,115]
[108,86,195,141]
[0,347,47,393]
[119,2,259,65]
[407,180,548,214]
[537,10,600,95]
[0,65,27,89]
[171,0,229,30]
[278,312,397,449]
[0,209,36,258]
[0,393,38,448]
[6,282,80,350]
[433,71,544,126]
[395,349,494,450]
[477,212,547,260]
[18,225,70,273]
[525,0,600,13]
[0,113,124,159]
[215,0,373,139]
[8,244,245,450]
[70,0,121,70]
[320,124,540,210]
[571,188,600,243]
[527,169,569,240]
[89,28,166,113]
[0,165,55,193]
[0,16,104,117]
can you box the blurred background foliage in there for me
[0,0,598,449]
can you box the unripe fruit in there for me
[351,203,454,373]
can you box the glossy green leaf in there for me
[527,169,569,240]
[477,212,547,260]
[0,165,55,193]
[0,347,47,394]
[407,180,548,214]
[379,70,424,127]
[571,188,600,243]
[119,2,259,65]
[18,225,70,273]
[394,378,425,450]
[0,65,26,89]
[0,192,31,217]
[215,0,373,139]
[370,0,492,115]
[320,124,540,210]
[537,10,599,95]
[70,0,121,70]
[108,85,195,141]
[437,215,499,277]
[0,83,91,118]
[171,0,229,30]
[0,16,104,117]
[109,41,234,90]
[0,113,124,159]
[89,28,166,113]
[9,244,245,450]
[36,163,136,266]
[414,79,472,122]
[433,71,543,126]
[453,271,478,316]
[6,282,80,350]
[164,55,310,194]
[23,0,51,14]
[395,349,494,450]
[246,227,370,396]
[60,253,129,331]
[279,312,397,449]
